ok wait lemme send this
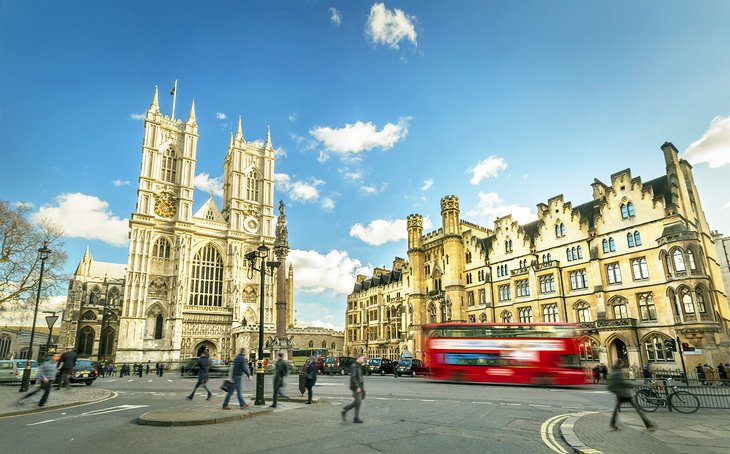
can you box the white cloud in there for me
[366,3,417,49]
[305,319,337,330]
[11,201,34,210]
[683,116,730,168]
[338,168,364,182]
[468,156,508,185]
[421,179,433,191]
[466,192,536,225]
[329,7,341,26]
[274,173,324,203]
[723,200,730,209]
[288,112,298,122]
[289,133,318,152]
[193,173,224,197]
[112,179,130,187]
[129,113,145,120]
[31,193,129,246]
[309,117,411,155]
[359,183,388,195]
[288,249,371,295]
[349,216,433,246]
[215,112,227,120]
[317,151,330,163]
[322,197,335,212]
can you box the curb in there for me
[137,407,274,426]
[559,411,602,454]
[0,390,116,418]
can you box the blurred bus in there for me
[423,322,586,386]
[291,348,328,368]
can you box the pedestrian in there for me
[138,363,143,377]
[248,360,254,374]
[155,362,160,376]
[159,362,164,377]
[56,347,77,390]
[718,363,728,386]
[642,365,652,380]
[592,364,600,384]
[703,364,715,385]
[696,363,706,385]
[145,361,150,376]
[19,353,60,407]
[607,359,654,431]
[304,356,317,404]
[341,354,366,423]
[600,364,608,383]
[187,349,212,400]
[270,353,289,408]
[222,348,252,410]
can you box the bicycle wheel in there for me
[635,389,659,412]
[669,390,700,414]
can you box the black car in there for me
[324,356,356,375]
[366,358,394,376]
[396,358,428,377]
[180,358,230,377]
[54,359,98,386]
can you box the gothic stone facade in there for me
[345,143,730,374]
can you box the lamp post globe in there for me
[19,242,51,393]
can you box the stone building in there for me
[345,143,730,373]
[58,86,342,365]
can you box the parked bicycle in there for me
[635,378,700,414]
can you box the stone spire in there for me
[229,132,233,147]
[149,85,160,113]
[273,200,289,259]
[235,116,244,141]
[265,126,272,149]
[186,99,196,124]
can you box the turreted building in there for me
[345,143,730,374]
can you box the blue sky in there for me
[2,1,729,329]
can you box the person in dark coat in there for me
[270,353,288,408]
[591,365,600,384]
[56,347,77,390]
[187,350,212,400]
[222,348,252,409]
[607,359,654,431]
[304,356,318,404]
[145,361,150,375]
[696,364,706,385]
[599,364,608,383]
[718,363,728,386]
[341,354,366,423]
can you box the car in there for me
[0,360,38,384]
[69,359,98,385]
[180,358,231,377]
[316,357,326,374]
[396,358,428,377]
[324,356,356,375]
[366,358,394,376]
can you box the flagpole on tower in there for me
[170,80,178,119]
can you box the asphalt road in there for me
[0,373,615,454]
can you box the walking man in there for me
[342,354,366,423]
[187,349,212,400]
[270,353,288,408]
[222,348,252,410]
[145,361,150,376]
[304,356,317,404]
[607,359,654,431]
[19,353,60,407]
[56,347,77,390]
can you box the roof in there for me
[88,261,127,279]
[645,175,672,206]
[193,196,225,222]
[353,269,402,293]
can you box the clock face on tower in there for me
[153,190,177,218]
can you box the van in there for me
[324,356,356,375]
[0,360,38,384]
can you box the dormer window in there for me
[555,223,566,238]
[620,202,635,219]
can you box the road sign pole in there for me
[676,336,687,384]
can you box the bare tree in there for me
[0,201,68,311]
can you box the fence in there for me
[627,379,730,410]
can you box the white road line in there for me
[420,399,435,402]
[107,379,116,382]
[148,380,153,383]
[167,379,173,382]
[26,405,149,426]
[127,379,134,382]
[529,404,552,408]
[472,401,493,405]
[539,414,570,454]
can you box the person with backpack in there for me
[222,348,252,410]
[269,353,288,408]
[303,356,317,404]
[607,359,654,431]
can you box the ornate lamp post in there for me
[245,241,280,406]
[19,242,51,392]
[43,311,59,361]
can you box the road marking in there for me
[529,404,552,408]
[127,379,134,382]
[540,413,570,454]
[107,379,116,382]
[314,383,343,386]
[472,401,493,405]
[148,380,153,383]
[167,379,173,382]
[420,399,435,402]
[27,404,149,426]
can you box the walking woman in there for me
[304,356,317,404]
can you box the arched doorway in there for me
[194,340,217,358]
[610,338,628,366]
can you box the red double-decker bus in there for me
[423,322,586,386]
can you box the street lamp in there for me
[20,242,51,392]
[245,241,280,405]
[43,311,59,361]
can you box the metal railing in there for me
[628,379,730,410]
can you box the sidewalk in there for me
[137,393,320,426]
[564,409,730,454]
[0,384,113,417]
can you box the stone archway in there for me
[610,338,628,366]
[194,340,217,358]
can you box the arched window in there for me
[161,147,177,183]
[627,232,634,248]
[571,247,576,261]
[612,302,628,319]
[575,302,591,323]
[331,342,336,350]
[0,334,11,359]
[687,249,697,271]
[428,304,437,323]
[547,253,552,263]
[89,287,101,305]
[602,239,608,253]
[154,314,163,339]
[627,202,635,217]
[645,334,674,362]
[500,310,512,323]
[560,223,566,237]
[246,169,260,202]
[82,310,96,321]
[577,245,583,259]
[99,326,115,356]
[681,287,695,314]
[468,315,476,322]
[608,237,615,252]
[518,307,533,323]
[153,237,171,259]
[634,231,641,246]
[479,313,488,323]
[108,287,120,306]
[322,340,327,348]
[579,338,599,361]
[695,288,707,313]
[189,244,224,307]
[621,203,628,219]
[555,225,560,238]
[673,249,686,273]
[77,326,95,356]
[542,254,547,263]
[566,248,572,262]
[542,304,559,322]
[638,293,657,321]
[441,304,449,322]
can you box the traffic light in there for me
[664,339,677,352]
[681,342,695,352]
